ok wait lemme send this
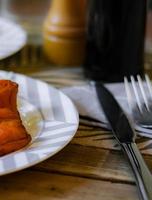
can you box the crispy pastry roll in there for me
[0,80,31,156]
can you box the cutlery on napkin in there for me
[94,81,152,200]
[61,82,152,138]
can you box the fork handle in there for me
[122,142,152,200]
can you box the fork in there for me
[124,74,152,137]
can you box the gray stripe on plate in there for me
[48,87,66,122]
[2,155,16,171]
[34,130,75,142]
[44,123,75,132]
[27,140,69,152]
[25,77,40,108]
[26,152,40,163]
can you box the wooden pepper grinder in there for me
[43,0,86,66]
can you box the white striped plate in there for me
[0,17,27,60]
[0,71,79,176]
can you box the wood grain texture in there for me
[33,143,152,184]
[72,125,152,155]
[0,170,138,200]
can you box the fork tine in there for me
[124,77,134,112]
[145,74,152,100]
[137,75,150,111]
[130,75,143,112]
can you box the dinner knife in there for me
[94,81,152,200]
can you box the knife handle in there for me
[122,143,152,200]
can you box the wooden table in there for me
[0,123,143,200]
[1,117,151,200]
[0,46,152,200]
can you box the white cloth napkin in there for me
[61,82,152,138]
[31,67,152,138]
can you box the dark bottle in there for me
[84,0,147,82]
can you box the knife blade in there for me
[94,81,152,200]
[95,81,135,144]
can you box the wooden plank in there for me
[32,144,152,184]
[0,170,138,200]
[72,125,152,156]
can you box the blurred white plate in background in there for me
[0,17,27,60]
